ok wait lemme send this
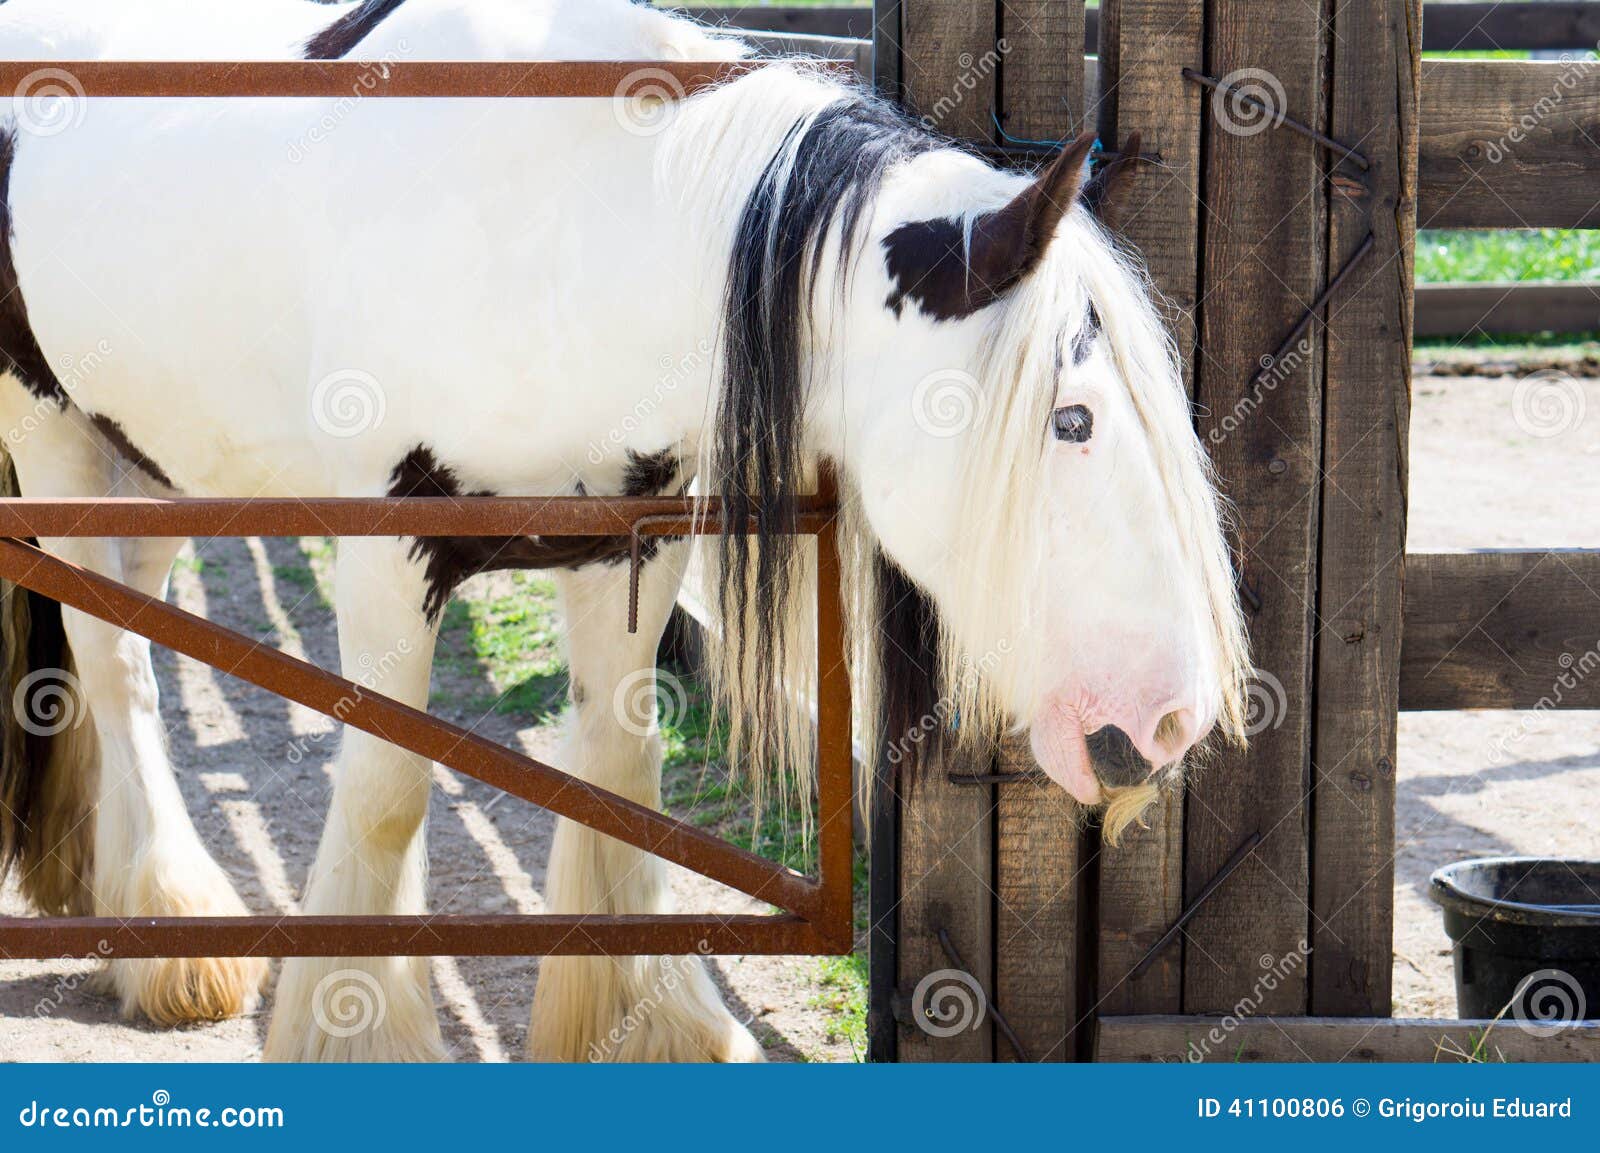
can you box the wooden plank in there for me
[1310,0,1419,1020]
[1400,551,1600,711]
[898,0,996,141]
[1091,0,1205,1019]
[1098,1015,1600,1062]
[891,0,997,1064]
[1422,2,1600,53]
[993,739,1080,1062]
[988,1,1086,1064]
[1419,60,1600,230]
[1186,0,1324,1018]
[1416,282,1600,338]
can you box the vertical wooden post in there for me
[890,0,999,1064]
[1309,0,1420,1017]
[1185,0,1328,1015]
[990,0,1087,1064]
[1091,0,1206,1018]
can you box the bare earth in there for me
[2,368,1596,1059]
[1397,371,1600,1017]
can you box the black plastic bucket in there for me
[1429,857,1600,1022]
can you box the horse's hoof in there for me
[528,955,768,1063]
[105,955,268,1025]
[99,852,266,1024]
[263,957,445,1062]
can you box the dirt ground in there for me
[1,364,1596,1059]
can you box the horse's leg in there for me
[529,544,763,1062]
[0,392,265,1022]
[264,536,442,1062]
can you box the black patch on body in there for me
[303,0,409,59]
[718,95,938,742]
[89,415,176,488]
[0,127,64,405]
[389,445,684,622]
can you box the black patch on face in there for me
[0,127,65,407]
[302,0,409,59]
[882,217,999,322]
[390,445,680,623]
[1053,404,1093,444]
[89,415,176,489]
[570,680,587,707]
[1069,301,1102,366]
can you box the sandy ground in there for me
[1,366,1596,1059]
[1396,370,1600,1017]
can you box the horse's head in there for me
[683,75,1246,836]
[839,130,1249,830]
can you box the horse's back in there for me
[1,0,736,499]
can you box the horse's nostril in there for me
[1154,709,1196,757]
[1084,725,1152,789]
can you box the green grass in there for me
[1417,229,1600,284]
[436,572,569,723]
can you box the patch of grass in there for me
[1418,229,1600,284]
[812,952,868,1058]
[437,573,568,724]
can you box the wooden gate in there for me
[870,0,1600,1062]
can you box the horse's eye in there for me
[1053,404,1094,444]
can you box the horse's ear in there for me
[1081,131,1142,228]
[882,129,1097,322]
[965,129,1097,300]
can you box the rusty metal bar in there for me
[0,60,851,100]
[0,914,830,960]
[0,495,831,540]
[0,535,825,922]
[813,465,855,952]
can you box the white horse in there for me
[0,0,1247,1061]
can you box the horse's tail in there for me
[0,448,97,914]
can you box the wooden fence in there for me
[679,2,1600,339]
[862,0,1600,1063]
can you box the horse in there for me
[0,0,1248,1061]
